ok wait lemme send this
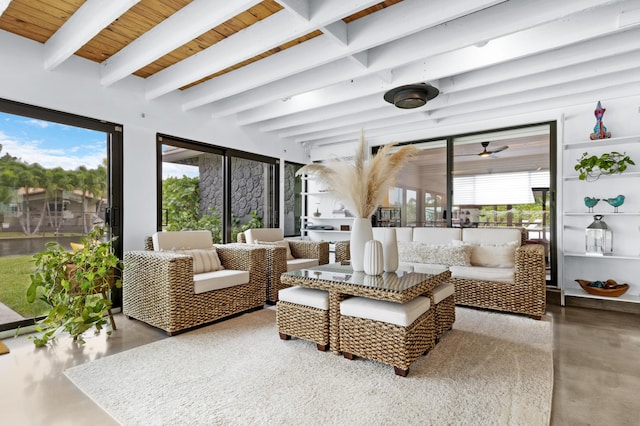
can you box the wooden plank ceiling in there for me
[0,0,638,153]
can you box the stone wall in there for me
[199,154,266,224]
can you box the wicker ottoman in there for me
[339,296,435,377]
[276,286,330,351]
[433,282,456,342]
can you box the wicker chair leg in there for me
[343,352,354,360]
[279,332,291,340]
[531,315,542,320]
[394,366,409,377]
[316,343,328,351]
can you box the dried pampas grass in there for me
[297,132,419,218]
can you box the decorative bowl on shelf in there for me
[575,279,629,297]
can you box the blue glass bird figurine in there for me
[604,195,625,213]
[584,196,600,212]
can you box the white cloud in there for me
[0,133,104,170]
[23,119,49,128]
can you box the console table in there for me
[281,263,451,354]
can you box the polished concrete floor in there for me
[1,301,639,426]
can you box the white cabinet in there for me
[561,135,640,305]
[300,176,352,242]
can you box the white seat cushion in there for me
[152,230,213,251]
[433,282,455,304]
[286,258,319,271]
[193,270,249,294]
[244,228,284,244]
[340,296,431,327]
[279,286,329,310]
[461,228,521,246]
[255,239,294,260]
[412,227,461,245]
[449,265,514,283]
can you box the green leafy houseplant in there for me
[26,226,122,347]
[575,151,635,181]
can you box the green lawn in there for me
[0,255,49,318]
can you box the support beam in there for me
[347,51,369,68]
[44,0,140,71]
[302,68,640,146]
[275,0,310,21]
[208,0,618,119]
[182,0,504,110]
[145,0,382,100]
[322,21,348,46]
[0,0,11,17]
[100,0,260,87]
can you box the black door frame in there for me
[0,98,124,332]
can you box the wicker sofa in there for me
[237,228,330,303]
[123,231,267,335]
[336,227,546,319]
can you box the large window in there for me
[157,135,278,243]
[0,98,123,332]
[380,123,556,284]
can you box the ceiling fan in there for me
[458,141,509,158]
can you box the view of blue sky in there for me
[0,111,193,178]
[0,111,106,170]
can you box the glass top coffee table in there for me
[281,263,451,354]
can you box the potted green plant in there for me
[575,151,635,181]
[26,225,122,347]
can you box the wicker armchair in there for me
[123,233,267,335]
[237,228,329,303]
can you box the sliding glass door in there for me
[158,135,278,243]
[375,123,555,284]
[0,98,123,332]
[452,125,553,282]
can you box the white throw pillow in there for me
[451,240,517,268]
[173,248,224,273]
[397,241,471,266]
[255,239,294,260]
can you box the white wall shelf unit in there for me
[561,132,640,306]
[563,134,640,150]
[300,175,353,242]
[563,171,640,181]
[564,252,640,260]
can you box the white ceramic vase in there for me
[382,228,399,272]
[363,240,384,275]
[350,217,374,272]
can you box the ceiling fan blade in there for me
[486,145,508,154]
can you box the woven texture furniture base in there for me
[334,230,546,319]
[340,308,435,375]
[334,240,350,263]
[124,244,267,335]
[435,294,455,341]
[276,300,329,349]
[236,234,330,303]
[453,244,546,318]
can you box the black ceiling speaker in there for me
[383,83,439,109]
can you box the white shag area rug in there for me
[65,307,553,426]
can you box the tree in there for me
[43,167,73,233]
[162,176,200,230]
[0,145,108,235]
[74,164,106,232]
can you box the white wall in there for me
[0,31,306,251]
